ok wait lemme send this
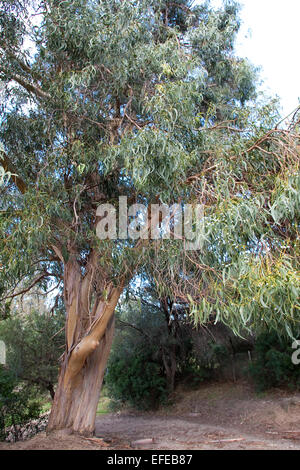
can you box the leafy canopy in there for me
[0,0,257,296]
[0,0,298,338]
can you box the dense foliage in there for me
[0,0,261,317]
[106,292,247,408]
[0,309,65,399]
[106,295,183,408]
[106,351,168,410]
[249,330,300,391]
[0,365,41,441]
[149,107,300,337]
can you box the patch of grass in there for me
[97,397,111,415]
[41,402,52,414]
[97,387,112,415]
[38,391,112,416]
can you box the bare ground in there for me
[1,381,300,450]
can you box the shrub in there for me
[181,342,230,387]
[0,310,65,399]
[0,365,41,441]
[249,330,300,391]
[106,350,168,410]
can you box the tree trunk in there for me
[47,315,115,435]
[162,346,177,392]
[47,383,55,401]
[47,251,123,436]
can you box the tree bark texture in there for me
[47,253,123,435]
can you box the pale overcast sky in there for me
[209,0,300,117]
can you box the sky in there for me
[209,0,300,117]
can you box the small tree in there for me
[0,309,65,399]
[111,290,189,395]
[0,365,41,441]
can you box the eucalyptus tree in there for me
[0,0,259,435]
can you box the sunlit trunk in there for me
[47,316,115,435]
[47,253,122,435]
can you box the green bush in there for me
[0,310,65,399]
[106,350,168,411]
[249,331,300,391]
[181,356,212,387]
[182,342,229,387]
[0,366,41,441]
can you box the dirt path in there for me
[95,414,300,450]
[95,381,300,450]
[1,381,300,450]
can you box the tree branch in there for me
[0,272,49,302]
[9,74,51,100]
[116,319,150,339]
[0,150,27,193]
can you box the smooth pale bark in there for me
[47,252,123,436]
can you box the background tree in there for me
[106,299,170,410]
[0,364,41,441]
[114,283,190,394]
[0,307,65,400]
[0,0,273,436]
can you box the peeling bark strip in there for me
[63,286,122,388]
[47,253,123,436]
